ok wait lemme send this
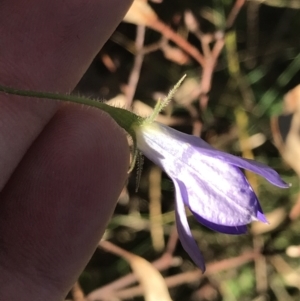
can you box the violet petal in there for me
[172,149,263,227]
[192,213,248,234]
[174,180,206,272]
[166,127,288,189]
[145,123,288,188]
[175,178,249,234]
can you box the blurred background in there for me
[70,1,300,300]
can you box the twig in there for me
[87,236,180,301]
[71,282,86,301]
[182,0,245,135]
[149,20,205,67]
[125,25,146,108]
[246,0,260,68]
[165,225,178,255]
[149,166,164,251]
[198,0,245,110]
[226,0,246,29]
[111,251,260,300]
[253,237,268,295]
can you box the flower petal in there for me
[141,122,288,188]
[192,213,248,234]
[173,148,263,227]
[175,178,250,234]
[255,198,268,223]
[174,180,206,271]
[170,129,289,188]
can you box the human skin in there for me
[0,1,132,300]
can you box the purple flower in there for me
[135,121,288,271]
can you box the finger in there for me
[0,104,129,299]
[0,0,133,189]
[0,0,133,89]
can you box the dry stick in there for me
[183,28,224,135]
[149,166,165,252]
[253,236,268,295]
[88,230,179,301]
[193,0,245,136]
[289,192,300,220]
[181,0,244,135]
[246,0,260,68]
[87,242,140,301]
[71,282,86,301]
[149,20,205,67]
[226,0,246,29]
[88,252,177,298]
[112,251,260,300]
[125,25,146,108]
[165,225,178,256]
[141,39,164,55]
[201,0,245,97]
[100,240,134,259]
[198,35,225,111]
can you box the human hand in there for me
[0,1,132,300]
